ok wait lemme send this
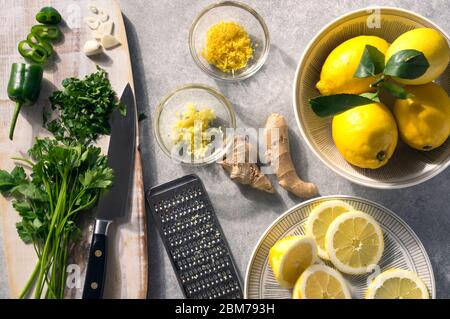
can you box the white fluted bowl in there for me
[293,7,450,188]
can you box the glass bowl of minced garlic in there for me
[189,1,270,81]
[154,84,236,165]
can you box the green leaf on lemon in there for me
[310,94,375,117]
[384,49,429,79]
[354,45,386,78]
[359,91,380,102]
[379,81,412,99]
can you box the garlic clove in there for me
[84,17,100,30]
[98,20,114,36]
[84,39,103,56]
[101,34,121,49]
[92,29,104,40]
[98,8,109,22]
[100,12,109,22]
[89,4,99,14]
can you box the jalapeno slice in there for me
[35,7,62,25]
[18,40,48,64]
[31,24,61,41]
[27,32,53,57]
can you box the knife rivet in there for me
[95,250,103,257]
[91,282,98,290]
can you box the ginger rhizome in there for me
[264,113,318,198]
[221,136,275,193]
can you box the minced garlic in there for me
[202,21,253,73]
[173,103,221,158]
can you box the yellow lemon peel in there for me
[202,21,253,73]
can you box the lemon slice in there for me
[268,235,317,288]
[305,200,354,260]
[325,211,384,275]
[293,264,351,299]
[366,269,429,299]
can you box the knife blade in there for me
[82,83,136,299]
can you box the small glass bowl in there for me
[189,1,270,81]
[154,84,236,166]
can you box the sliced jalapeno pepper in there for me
[35,7,62,25]
[31,24,61,41]
[18,40,48,64]
[27,32,53,57]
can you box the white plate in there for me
[245,196,435,299]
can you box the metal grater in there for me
[146,174,243,299]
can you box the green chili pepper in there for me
[27,32,53,57]
[35,7,62,25]
[18,40,48,64]
[7,63,43,140]
[31,24,61,41]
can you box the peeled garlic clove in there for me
[98,8,109,22]
[101,34,121,49]
[98,20,114,36]
[84,39,103,56]
[92,29,104,40]
[100,12,109,22]
[84,17,100,30]
[89,4,99,14]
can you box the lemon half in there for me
[305,200,354,260]
[366,269,429,299]
[293,264,351,299]
[268,236,317,288]
[325,211,384,275]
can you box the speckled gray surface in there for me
[1,0,449,299]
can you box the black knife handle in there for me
[82,232,107,299]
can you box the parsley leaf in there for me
[46,66,122,144]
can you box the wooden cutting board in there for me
[0,0,147,298]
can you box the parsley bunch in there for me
[0,67,121,298]
[0,138,113,298]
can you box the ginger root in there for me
[221,136,275,193]
[264,113,318,198]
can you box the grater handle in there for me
[82,220,109,299]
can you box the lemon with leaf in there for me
[316,36,390,95]
[385,28,449,85]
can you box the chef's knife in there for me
[82,83,136,299]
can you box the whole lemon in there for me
[394,82,450,151]
[385,28,450,85]
[332,103,398,169]
[316,36,390,95]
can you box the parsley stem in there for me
[59,235,69,299]
[11,157,35,167]
[34,175,68,298]
[18,260,40,299]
